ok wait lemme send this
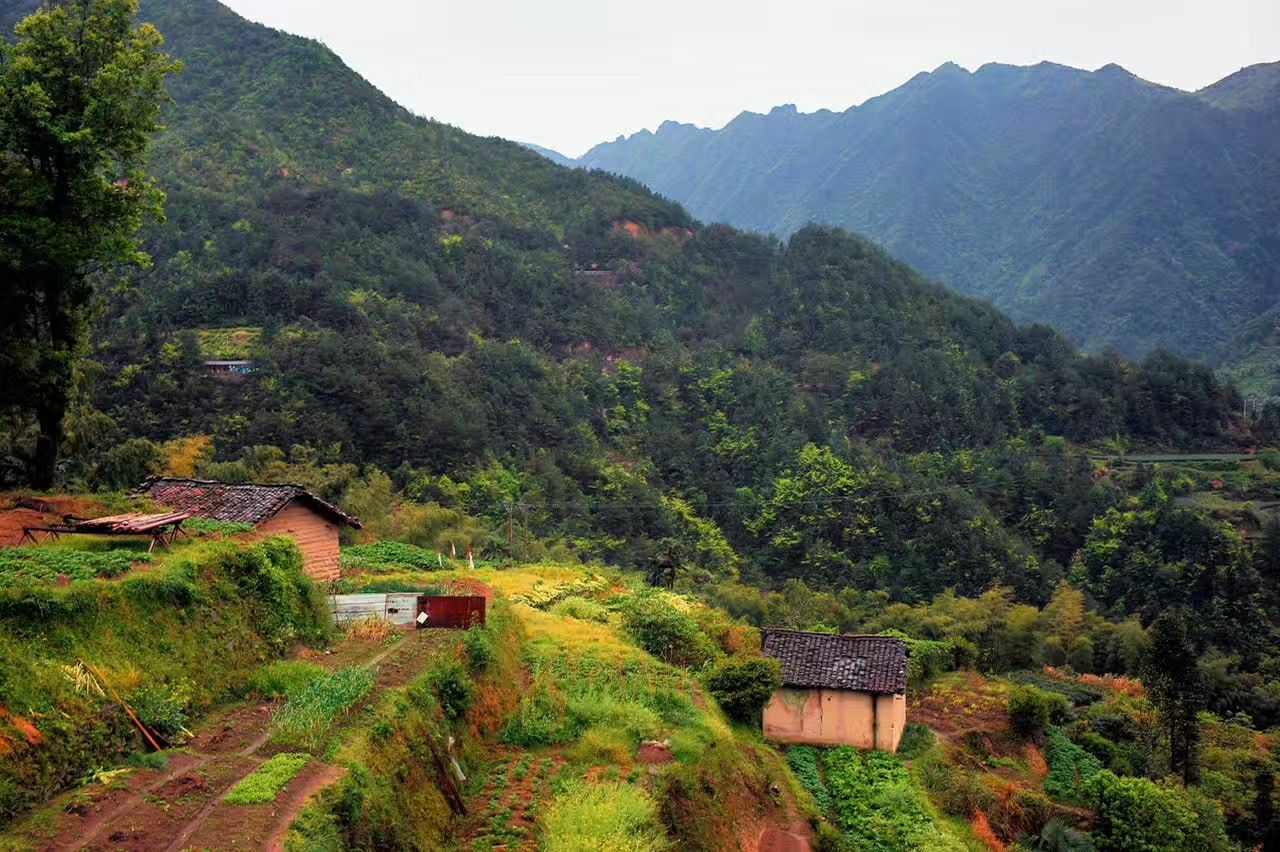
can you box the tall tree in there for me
[0,0,177,487]
[1142,608,1206,785]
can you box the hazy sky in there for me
[222,0,1278,157]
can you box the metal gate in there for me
[417,595,486,629]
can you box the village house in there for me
[760,630,909,752]
[135,477,360,583]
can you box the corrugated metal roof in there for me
[761,629,908,695]
[135,478,361,528]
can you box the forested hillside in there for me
[4,0,1278,732]
[576,61,1280,364]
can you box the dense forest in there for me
[576,60,1280,372]
[4,3,1280,843]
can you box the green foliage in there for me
[95,438,164,489]
[822,746,964,851]
[550,596,610,622]
[339,541,438,571]
[224,753,311,805]
[128,678,193,739]
[423,658,474,719]
[0,547,146,585]
[895,724,936,760]
[1084,770,1230,851]
[1043,727,1104,803]
[1008,685,1070,737]
[619,591,717,669]
[539,780,668,851]
[701,656,781,723]
[272,667,375,751]
[0,538,326,824]
[183,517,255,536]
[0,0,179,487]
[462,625,495,672]
[785,746,829,813]
[247,660,325,699]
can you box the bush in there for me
[96,438,163,490]
[129,679,193,740]
[1074,730,1117,767]
[463,625,495,672]
[1085,770,1230,851]
[550,595,610,622]
[896,724,936,760]
[424,658,474,719]
[539,780,667,851]
[619,591,716,669]
[1008,686,1070,737]
[702,656,781,723]
[1259,449,1280,471]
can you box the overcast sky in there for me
[222,0,1278,158]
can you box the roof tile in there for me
[761,630,908,695]
[135,478,361,528]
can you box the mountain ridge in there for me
[574,59,1280,365]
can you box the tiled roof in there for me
[135,478,361,528]
[761,630,908,695]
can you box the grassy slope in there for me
[0,534,329,823]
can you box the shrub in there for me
[225,753,311,805]
[1260,449,1280,471]
[502,673,569,746]
[1084,770,1230,851]
[95,438,163,490]
[896,724,936,760]
[619,591,716,669]
[550,595,610,622]
[247,660,325,699]
[424,658,474,719]
[1008,686,1070,737]
[539,780,668,851]
[129,679,194,740]
[566,694,661,741]
[463,625,495,672]
[702,656,781,723]
[570,726,635,766]
[1074,730,1117,767]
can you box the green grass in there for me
[0,547,148,585]
[271,667,376,751]
[224,753,310,805]
[195,326,262,360]
[538,780,668,851]
[247,660,326,699]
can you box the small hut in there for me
[135,478,360,583]
[760,630,909,752]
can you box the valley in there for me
[2,0,1279,849]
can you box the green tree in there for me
[0,0,178,487]
[1142,609,1206,785]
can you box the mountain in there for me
[0,0,1246,597]
[577,61,1280,363]
[521,140,576,167]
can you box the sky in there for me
[222,0,1279,158]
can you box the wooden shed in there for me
[135,477,361,583]
[761,630,909,752]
